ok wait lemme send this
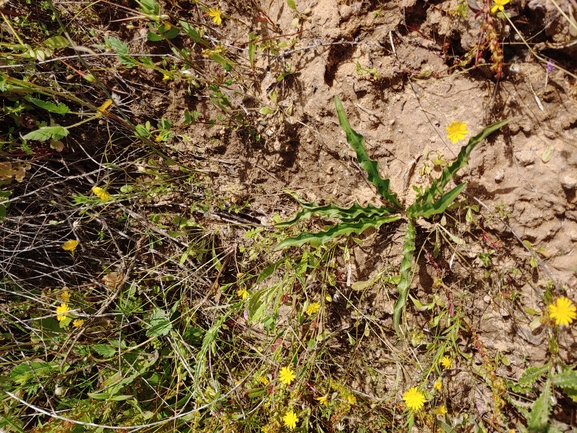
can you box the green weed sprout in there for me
[276,96,508,334]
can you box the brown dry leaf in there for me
[102,272,123,290]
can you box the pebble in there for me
[561,175,577,191]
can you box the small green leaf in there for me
[22,125,69,141]
[287,0,297,11]
[259,107,273,115]
[42,35,69,50]
[541,145,554,163]
[146,308,172,337]
[26,97,70,115]
[10,362,57,386]
[147,32,164,41]
[93,344,116,358]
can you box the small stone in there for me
[494,170,504,183]
[561,175,577,191]
[516,150,534,167]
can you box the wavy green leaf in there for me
[552,369,577,390]
[335,96,402,209]
[528,378,552,432]
[519,364,550,387]
[276,190,395,227]
[276,215,400,249]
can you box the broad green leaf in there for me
[146,308,172,337]
[42,36,69,50]
[527,378,552,432]
[335,96,402,209]
[179,21,208,46]
[519,364,550,386]
[10,362,57,386]
[22,125,69,141]
[93,344,116,358]
[26,97,70,114]
[275,215,400,249]
[552,369,577,390]
[287,0,297,10]
[147,32,164,41]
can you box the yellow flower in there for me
[56,303,70,321]
[237,288,249,299]
[445,121,468,144]
[347,393,357,404]
[403,387,426,411]
[257,375,269,385]
[549,297,577,326]
[162,74,171,81]
[60,290,70,303]
[491,0,510,14]
[207,7,222,25]
[283,410,298,430]
[441,356,452,369]
[279,366,296,386]
[306,302,320,316]
[62,239,79,252]
[73,319,84,327]
[316,395,328,405]
[155,135,163,142]
[435,405,448,416]
[433,380,442,391]
[92,186,111,201]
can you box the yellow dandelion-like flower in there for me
[403,387,426,411]
[283,410,298,430]
[433,380,442,391]
[491,0,510,14]
[445,121,468,144]
[257,375,269,385]
[60,290,70,303]
[237,288,249,299]
[73,319,84,327]
[316,395,328,405]
[441,356,452,369]
[306,302,320,316]
[435,405,448,416]
[207,7,222,25]
[56,303,70,321]
[347,393,357,404]
[279,366,296,386]
[92,186,111,201]
[62,239,79,252]
[549,297,577,326]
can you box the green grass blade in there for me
[276,190,395,227]
[407,182,466,219]
[275,215,401,249]
[334,96,403,210]
[418,119,509,206]
[393,219,416,334]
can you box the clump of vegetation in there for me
[1,0,576,432]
